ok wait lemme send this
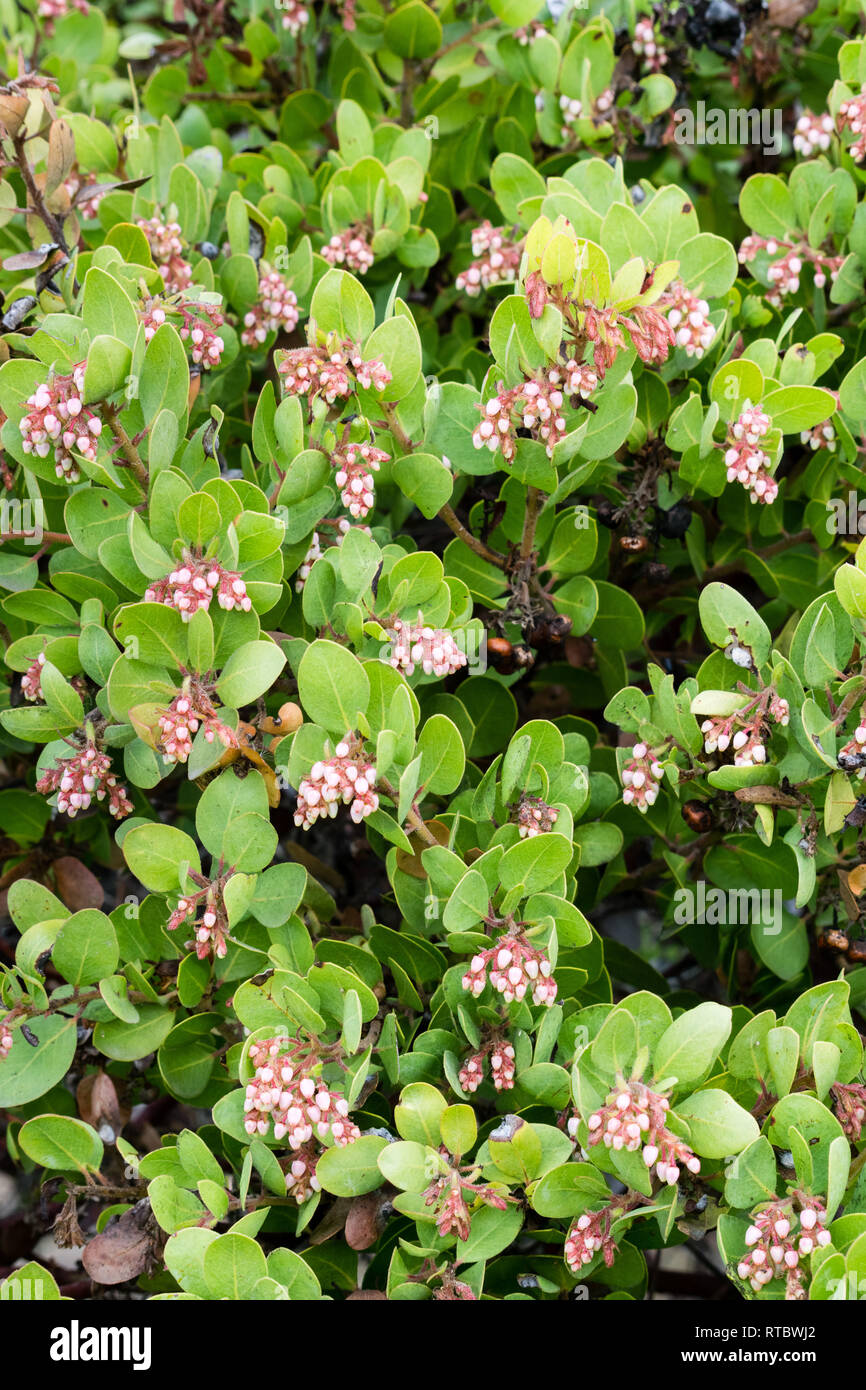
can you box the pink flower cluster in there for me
[279,341,392,405]
[284,1146,321,1204]
[294,733,378,830]
[144,555,251,621]
[169,883,230,960]
[620,742,663,813]
[663,280,715,358]
[565,1208,618,1272]
[422,1153,508,1241]
[38,0,88,22]
[243,1036,360,1150]
[801,417,836,452]
[559,88,614,140]
[279,0,310,34]
[516,794,559,838]
[724,402,777,505]
[388,612,467,678]
[334,440,389,518]
[586,1077,701,1186]
[737,1198,831,1297]
[241,270,300,347]
[793,110,834,156]
[832,1082,866,1140]
[459,1040,516,1094]
[837,87,866,162]
[700,690,788,768]
[19,363,103,482]
[157,690,238,765]
[738,235,842,306]
[142,300,225,369]
[455,222,523,297]
[473,361,598,463]
[584,303,675,373]
[138,214,192,295]
[462,934,557,1006]
[0,1021,13,1061]
[633,16,666,71]
[37,742,133,820]
[322,227,375,275]
[21,653,45,702]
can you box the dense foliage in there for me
[3,0,866,1304]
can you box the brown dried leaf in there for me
[53,855,104,911]
[81,1200,158,1286]
[768,0,818,25]
[76,1071,126,1141]
[847,863,866,898]
[53,1194,86,1249]
[345,1192,388,1251]
[45,119,75,197]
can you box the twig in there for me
[101,402,149,490]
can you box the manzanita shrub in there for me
[4,0,866,1307]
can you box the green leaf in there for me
[19,1115,103,1174]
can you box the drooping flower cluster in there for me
[19,364,103,482]
[620,742,663,813]
[144,554,251,621]
[422,1149,509,1241]
[322,226,375,275]
[243,1035,360,1154]
[586,1076,701,1186]
[278,340,392,405]
[283,1146,321,1204]
[37,741,133,820]
[565,1207,618,1272]
[21,653,45,702]
[0,1021,13,1061]
[278,0,310,34]
[333,440,390,518]
[387,612,467,678]
[514,794,559,838]
[583,303,675,372]
[793,110,834,156]
[831,1082,866,1140]
[240,269,300,347]
[800,417,837,453]
[458,1039,516,1094]
[141,299,225,369]
[663,279,716,358]
[700,687,789,768]
[462,934,557,1006]
[38,0,88,25]
[559,87,614,141]
[736,1196,831,1298]
[738,235,843,306]
[138,214,192,294]
[455,222,523,297]
[169,880,231,960]
[294,733,378,829]
[723,401,778,505]
[632,15,667,72]
[157,688,238,765]
[837,87,866,162]
[515,22,547,45]
[473,362,598,463]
